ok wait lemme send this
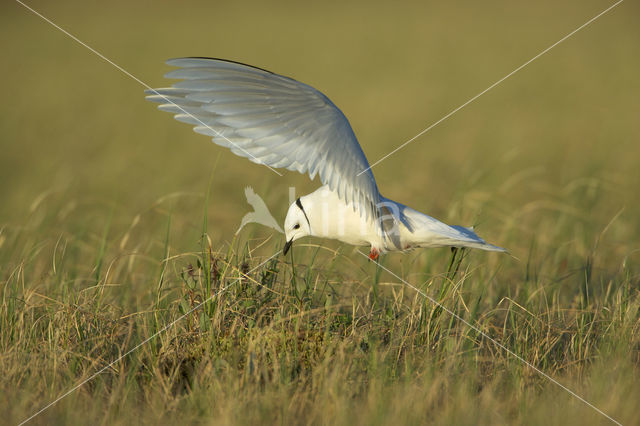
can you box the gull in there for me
[146,58,505,259]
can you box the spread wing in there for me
[145,57,381,221]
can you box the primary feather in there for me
[145,58,381,222]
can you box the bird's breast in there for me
[303,187,381,247]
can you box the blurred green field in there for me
[1,0,639,424]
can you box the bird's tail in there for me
[447,225,506,252]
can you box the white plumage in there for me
[146,58,379,220]
[146,58,505,258]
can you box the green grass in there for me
[2,179,638,425]
[2,0,639,424]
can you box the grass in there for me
[2,0,640,424]
[2,186,638,425]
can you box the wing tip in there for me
[165,57,276,75]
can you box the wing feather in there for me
[145,57,381,222]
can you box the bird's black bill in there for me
[283,239,293,256]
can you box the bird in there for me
[146,58,505,260]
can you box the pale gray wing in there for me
[145,58,380,221]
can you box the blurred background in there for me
[1,0,639,274]
[2,2,640,423]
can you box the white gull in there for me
[146,58,505,259]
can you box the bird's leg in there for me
[369,247,380,261]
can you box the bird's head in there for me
[283,197,312,255]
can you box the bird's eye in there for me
[293,224,300,230]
